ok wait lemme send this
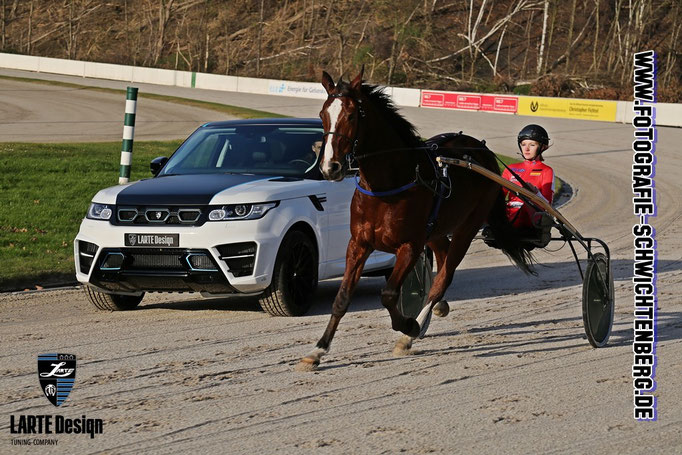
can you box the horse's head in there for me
[319,67,364,181]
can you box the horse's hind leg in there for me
[296,238,372,371]
[416,225,481,336]
[395,231,472,354]
[393,237,450,356]
[427,236,451,318]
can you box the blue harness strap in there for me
[354,175,418,197]
[353,133,460,238]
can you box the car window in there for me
[160,125,324,178]
[184,134,219,168]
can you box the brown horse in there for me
[296,68,534,371]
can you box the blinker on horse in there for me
[297,68,535,371]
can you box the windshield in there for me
[160,125,324,178]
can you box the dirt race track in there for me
[1,70,681,454]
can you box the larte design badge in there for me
[38,354,76,407]
[73,119,394,316]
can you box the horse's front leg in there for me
[382,243,422,338]
[296,237,373,371]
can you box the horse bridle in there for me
[321,93,365,166]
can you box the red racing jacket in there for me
[501,159,555,229]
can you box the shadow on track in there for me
[131,259,676,317]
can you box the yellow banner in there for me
[518,96,617,122]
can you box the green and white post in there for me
[118,87,138,184]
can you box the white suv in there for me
[74,119,394,316]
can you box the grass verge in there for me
[0,141,181,290]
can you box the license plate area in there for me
[125,233,179,247]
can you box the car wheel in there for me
[84,286,144,311]
[259,230,318,316]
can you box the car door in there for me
[320,175,355,277]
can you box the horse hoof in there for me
[433,300,450,318]
[392,335,414,357]
[295,357,319,372]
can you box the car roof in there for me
[201,118,322,128]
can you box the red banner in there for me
[421,91,518,114]
[481,95,518,113]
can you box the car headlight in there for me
[87,203,114,220]
[208,202,278,221]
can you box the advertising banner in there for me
[268,80,327,99]
[421,90,517,114]
[518,96,617,122]
[481,95,518,113]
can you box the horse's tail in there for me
[486,190,536,275]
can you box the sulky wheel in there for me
[582,252,615,348]
[398,250,433,320]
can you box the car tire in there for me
[84,286,144,311]
[259,230,318,317]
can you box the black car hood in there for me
[116,174,270,205]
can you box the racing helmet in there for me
[517,124,550,154]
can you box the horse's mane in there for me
[338,81,422,148]
[362,84,422,148]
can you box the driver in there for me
[309,140,322,164]
[502,124,555,235]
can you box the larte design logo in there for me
[38,354,76,407]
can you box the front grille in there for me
[217,242,257,277]
[90,248,233,293]
[94,248,219,273]
[144,208,170,223]
[114,206,205,226]
[78,241,98,274]
[129,252,185,270]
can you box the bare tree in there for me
[150,0,175,65]
[565,0,577,70]
[2,0,679,99]
[1,0,6,49]
[536,0,548,75]
[27,0,33,54]
[257,0,264,76]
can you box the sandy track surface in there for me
[1,70,680,454]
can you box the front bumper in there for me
[74,217,283,294]
[88,247,237,293]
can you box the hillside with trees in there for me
[1,0,680,101]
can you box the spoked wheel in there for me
[582,252,615,348]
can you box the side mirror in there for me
[150,156,168,176]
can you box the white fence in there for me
[1,52,679,127]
